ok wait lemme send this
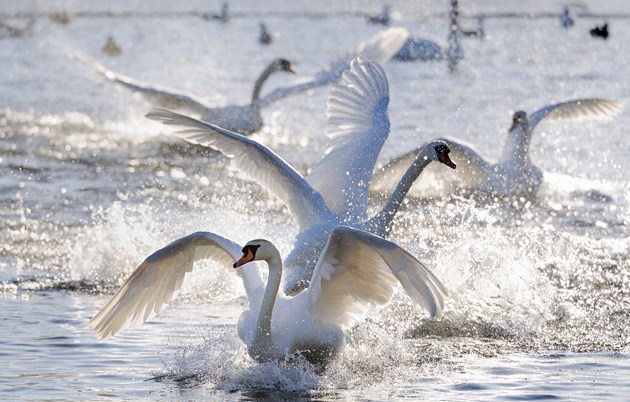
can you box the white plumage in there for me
[146,57,455,294]
[90,226,447,365]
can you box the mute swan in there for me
[371,98,623,198]
[89,226,447,365]
[259,22,273,45]
[77,27,407,134]
[146,57,455,294]
[393,0,462,70]
[84,57,294,135]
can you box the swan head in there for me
[272,58,296,74]
[233,239,279,268]
[509,111,528,132]
[426,141,457,169]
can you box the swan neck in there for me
[253,250,282,349]
[502,123,531,167]
[370,148,432,236]
[251,63,277,109]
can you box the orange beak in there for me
[233,248,255,268]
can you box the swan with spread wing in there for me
[146,57,455,294]
[372,98,623,198]
[89,226,447,365]
[78,28,408,135]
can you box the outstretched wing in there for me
[307,57,390,219]
[89,232,261,340]
[76,54,211,115]
[528,98,623,132]
[306,226,447,329]
[371,137,491,195]
[146,109,333,230]
[260,27,408,107]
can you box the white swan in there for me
[76,27,407,134]
[84,57,295,135]
[371,98,623,198]
[146,57,455,294]
[89,226,447,365]
[393,1,462,70]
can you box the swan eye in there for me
[242,244,260,257]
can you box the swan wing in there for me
[371,137,491,194]
[146,109,332,230]
[260,27,408,107]
[77,54,210,116]
[307,57,390,218]
[89,232,261,340]
[528,98,623,132]
[306,226,447,329]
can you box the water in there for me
[1,0,630,400]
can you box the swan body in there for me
[146,57,455,294]
[372,98,623,198]
[89,226,448,365]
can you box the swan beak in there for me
[438,152,457,169]
[233,248,255,268]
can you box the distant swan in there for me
[76,28,407,134]
[146,57,455,294]
[393,0,462,70]
[202,2,229,23]
[89,226,447,365]
[259,22,273,45]
[372,98,622,198]
[366,5,391,26]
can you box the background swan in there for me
[89,226,447,366]
[83,57,295,135]
[259,22,273,45]
[76,27,407,134]
[146,57,455,294]
[371,98,623,198]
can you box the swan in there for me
[258,27,408,107]
[83,57,295,135]
[393,0,462,70]
[89,226,447,365]
[259,22,273,45]
[371,98,623,198]
[76,28,407,134]
[146,57,455,294]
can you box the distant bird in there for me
[393,0,464,70]
[203,2,229,23]
[371,98,623,199]
[590,23,609,39]
[102,36,121,56]
[0,17,35,39]
[560,6,574,28]
[460,17,485,38]
[49,11,72,25]
[366,5,390,26]
[259,22,273,45]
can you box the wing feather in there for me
[306,226,447,329]
[146,109,333,230]
[528,98,623,131]
[307,57,390,219]
[88,231,258,340]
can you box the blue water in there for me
[1,0,630,400]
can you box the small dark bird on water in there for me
[259,23,273,45]
[366,5,390,26]
[590,23,609,39]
